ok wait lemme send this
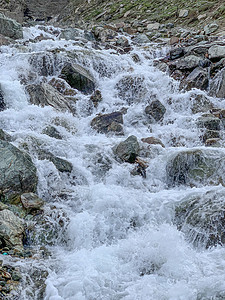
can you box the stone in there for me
[37,150,73,173]
[42,126,62,140]
[167,149,225,187]
[0,209,24,250]
[60,63,95,95]
[190,94,213,114]
[0,34,11,46]
[0,13,23,39]
[181,67,209,91]
[113,135,140,163]
[59,28,81,40]
[169,48,184,60]
[90,90,102,107]
[209,68,225,98]
[197,115,221,130]
[169,36,179,45]
[176,55,202,70]
[179,9,189,18]
[48,78,77,96]
[26,83,76,114]
[204,23,219,35]
[141,137,165,148]
[116,75,147,104]
[0,87,6,112]
[201,130,220,143]
[145,100,166,122]
[208,45,225,60]
[91,111,123,135]
[116,36,129,48]
[11,271,22,281]
[21,193,44,211]
[205,138,221,147]
[133,34,149,44]
[146,23,160,31]
[0,140,37,201]
[0,129,11,141]
[175,189,225,247]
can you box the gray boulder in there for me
[60,63,95,95]
[26,83,76,114]
[175,189,225,248]
[0,209,24,250]
[113,135,140,163]
[0,140,37,201]
[197,115,221,130]
[145,100,166,122]
[167,149,225,187]
[42,126,62,140]
[208,45,225,60]
[0,13,23,39]
[91,111,124,135]
[176,55,202,70]
[204,23,219,35]
[21,193,44,211]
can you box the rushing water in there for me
[1,25,225,300]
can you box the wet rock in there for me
[11,270,22,281]
[197,115,221,130]
[37,150,73,173]
[48,77,77,96]
[0,13,23,39]
[26,83,76,114]
[0,209,24,250]
[116,36,130,48]
[201,130,220,143]
[204,23,219,35]
[91,111,124,135]
[210,58,225,77]
[169,48,184,60]
[21,193,44,211]
[190,94,213,114]
[146,23,160,31]
[209,68,225,98]
[0,140,37,201]
[0,34,11,46]
[205,138,221,147]
[59,28,81,40]
[141,137,165,148]
[0,87,6,112]
[175,189,225,247]
[93,27,117,43]
[181,67,209,91]
[60,63,95,95]
[133,34,149,44]
[0,129,11,141]
[90,90,102,108]
[116,75,147,104]
[145,100,166,122]
[167,149,225,187]
[42,125,62,140]
[113,135,140,163]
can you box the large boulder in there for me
[26,83,76,114]
[0,140,37,201]
[0,209,24,250]
[91,111,124,135]
[0,13,23,39]
[175,189,225,248]
[208,45,225,61]
[60,63,95,95]
[181,67,208,91]
[167,149,225,187]
[197,115,221,130]
[175,55,202,70]
[113,135,140,163]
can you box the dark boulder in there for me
[91,111,123,135]
[180,67,209,91]
[113,135,140,163]
[145,100,166,122]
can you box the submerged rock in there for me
[91,111,124,135]
[0,140,37,201]
[0,13,23,39]
[60,63,95,94]
[0,209,24,250]
[42,126,62,140]
[113,135,140,163]
[37,150,73,173]
[167,149,225,187]
[175,189,225,248]
[145,100,166,122]
[141,137,165,148]
[26,83,76,114]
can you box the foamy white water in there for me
[0,24,225,300]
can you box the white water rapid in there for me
[1,25,225,300]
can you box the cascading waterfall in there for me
[1,24,225,300]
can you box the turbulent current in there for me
[1,24,225,300]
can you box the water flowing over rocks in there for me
[0,6,225,298]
